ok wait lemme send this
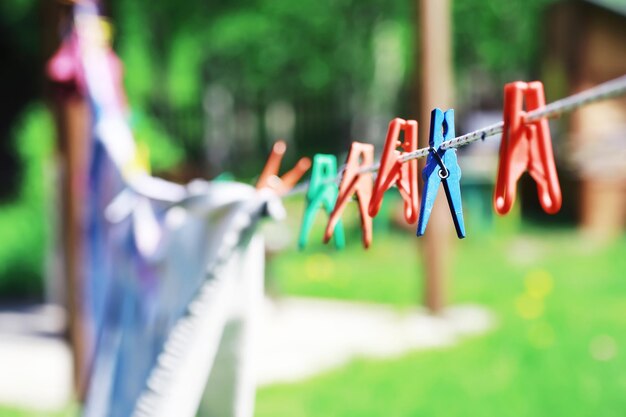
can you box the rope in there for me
[285,74,626,197]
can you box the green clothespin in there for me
[298,154,345,249]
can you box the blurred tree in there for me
[0,0,41,199]
[109,0,413,176]
[453,0,556,103]
[0,106,54,298]
[0,0,560,181]
[0,0,562,297]
[105,0,557,177]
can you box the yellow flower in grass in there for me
[515,294,544,320]
[305,253,335,281]
[524,269,553,299]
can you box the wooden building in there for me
[544,0,626,239]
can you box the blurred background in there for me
[0,0,625,416]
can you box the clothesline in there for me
[285,74,626,197]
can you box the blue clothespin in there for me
[416,108,466,239]
[298,154,346,249]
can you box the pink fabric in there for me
[47,30,126,109]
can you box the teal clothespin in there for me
[298,154,345,249]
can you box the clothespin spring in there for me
[428,147,449,179]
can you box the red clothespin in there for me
[368,118,420,224]
[494,81,562,215]
[256,141,311,195]
[324,142,374,248]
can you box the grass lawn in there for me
[257,198,626,416]
[3,198,625,416]
[0,406,77,417]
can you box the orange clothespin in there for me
[256,140,311,195]
[368,118,420,224]
[494,81,562,215]
[324,142,375,249]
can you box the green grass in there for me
[0,405,77,417]
[4,197,626,417]
[257,199,626,417]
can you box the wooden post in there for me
[42,0,90,398]
[418,0,454,314]
[59,98,91,398]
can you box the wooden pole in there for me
[42,0,90,398]
[418,0,454,314]
[59,97,90,398]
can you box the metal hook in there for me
[428,147,449,179]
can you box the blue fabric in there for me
[68,5,277,416]
[83,177,270,417]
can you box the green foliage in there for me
[166,32,204,108]
[103,0,558,168]
[131,111,185,171]
[0,0,564,296]
[0,0,561,174]
[109,0,412,165]
[453,0,557,86]
[0,0,40,60]
[0,105,54,298]
[115,1,156,105]
[117,0,400,97]
[109,0,558,107]
[0,0,36,24]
